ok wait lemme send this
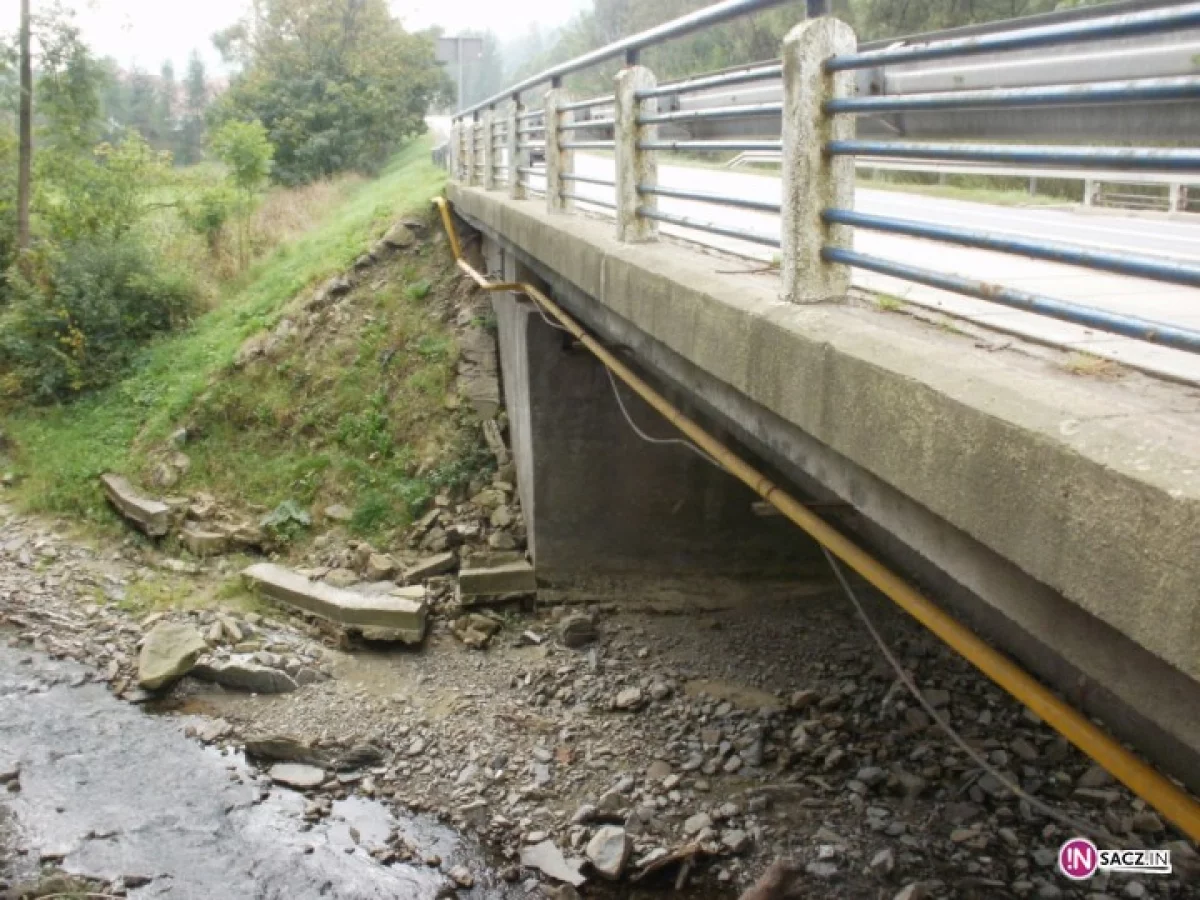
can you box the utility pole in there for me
[457,35,465,113]
[17,0,32,253]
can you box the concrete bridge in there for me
[443,1,1200,824]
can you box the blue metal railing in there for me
[450,0,1200,359]
[820,1,1200,355]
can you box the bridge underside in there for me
[447,183,1200,791]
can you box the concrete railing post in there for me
[508,98,527,200]
[545,88,574,214]
[780,17,856,303]
[463,115,477,186]
[481,109,496,190]
[1168,182,1184,213]
[449,122,460,181]
[614,66,658,243]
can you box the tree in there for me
[211,0,450,184]
[158,60,176,153]
[209,118,273,266]
[177,51,208,165]
[125,67,162,148]
[17,0,30,253]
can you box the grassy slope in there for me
[3,136,450,533]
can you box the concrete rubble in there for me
[242,562,427,644]
[101,473,170,537]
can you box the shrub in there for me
[0,236,197,403]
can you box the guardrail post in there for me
[508,98,527,200]
[1168,182,1184,213]
[464,115,477,186]
[481,108,496,190]
[614,66,658,243]
[545,88,574,214]
[780,17,856,303]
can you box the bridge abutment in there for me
[494,251,818,586]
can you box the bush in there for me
[0,236,197,403]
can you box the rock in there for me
[138,622,207,690]
[871,847,895,876]
[382,222,415,248]
[180,526,227,557]
[894,884,930,900]
[243,735,325,765]
[1130,811,1164,834]
[615,687,643,710]
[457,560,536,604]
[722,829,750,854]
[806,861,838,879]
[1076,763,1114,789]
[401,552,457,584]
[585,826,631,880]
[324,568,359,588]
[243,563,427,644]
[448,865,474,889]
[519,840,585,887]
[191,658,298,694]
[268,763,326,789]
[101,474,170,537]
[324,503,353,522]
[364,553,397,581]
[682,812,712,836]
[559,615,597,648]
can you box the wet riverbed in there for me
[0,641,523,899]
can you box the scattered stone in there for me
[268,763,326,789]
[519,840,585,887]
[871,847,895,876]
[457,560,536,602]
[448,865,474,889]
[1076,763,1115,789]
[585,826,631,880]
[324,504,354,522]
[137,622,208,690]
[894,884,930,900]
[180,526,227,557]
[401,552,458,584]
[191,658,298,694]
[615,687,643,711]
[559,615,598,648]
[682,812,712,836]
[101,473,170,537]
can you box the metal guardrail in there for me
[447,1,1200,357]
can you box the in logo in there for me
[1059,837,1099,881]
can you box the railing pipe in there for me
[824,246,1200,354]
[561,118,617,130]
[828,141,1200,171]
[638,102,784,126]
[562,173,616,186]
[639,184,782,214]
[635,62,784,100]
[639,207,780,247]
[826,2,1200,71]
[455,0,792,119]
[638,140,783,153]
[827,76,1200,114]
[562,192,618,210]
[824,208,1200,288]
[560,95,615,113]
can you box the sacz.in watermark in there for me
[1059,838,1172,881]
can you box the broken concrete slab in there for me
[243,563,427,644]
[268,763,327,790]
[458,560,537,597]
[401,551,457,585]
[520,839,586,887]
[138,622,208,691]
[101,473,169,537]
[191,657,298,694]
[180,526,227,557]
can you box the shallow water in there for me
[0,641,522,899]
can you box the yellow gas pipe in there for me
[432,196,1200,843]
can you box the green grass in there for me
[1,136,450,533]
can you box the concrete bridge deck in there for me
[448,180,1200,789]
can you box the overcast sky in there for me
[0,0,588,72]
